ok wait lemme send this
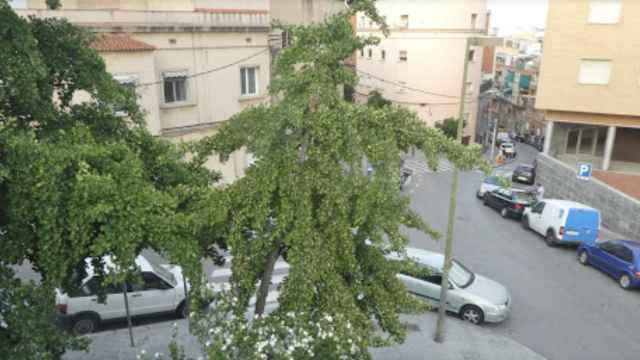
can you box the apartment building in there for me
[356,0,490,141]
[11,0,272,184]
[536,0,640,179]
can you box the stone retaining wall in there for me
[536,154,640,240]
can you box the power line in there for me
[135,48,270,88]
[344,64,461,99]
[354,88,475,107]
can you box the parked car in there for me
[55,255,187,335]
[483,188,535,219]
[578,240,640,290]
[511,164,536,185]
[476,175,502,199]
[500,142,517,158]
[522,200,600,247]
[391,248,511,325]
[514,134,526,143]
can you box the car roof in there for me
[405,247,444,269]
[614,240,640,254]
[543,199,598,211]
[84,255,153,278]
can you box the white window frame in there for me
[113,74,139,117]
[588,0,622,24]
[578,59,612,85]
[162,70,189,105]
[240,66,259,97]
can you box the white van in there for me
[55,255,187,335]
[522,200,601,246]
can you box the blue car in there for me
[578,240,640,290]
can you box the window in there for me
[81,277,123,297]
[579,60,611,85]
[599,241,617,255]
[240,66,259,96]
[588,0,621,24]
[471,13,478,29]
[163,71,188,103]
[367,48,372,59]
[532,202,545,214]
[281,30,292,48]
[360,48,364,57]
[399,50,408,62]
[400,15,409,29]
[614,246,634,263]
[468,49,476,62]
[113,74,138,116]
[381,50,386,60]
[141,272,171,291]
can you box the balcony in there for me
[14,8,270,32]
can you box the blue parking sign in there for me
[577,163,592,180]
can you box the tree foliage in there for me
[0,1,222,357]
[193,1,487,358]
[435,117,466,140]
[366,90,391,109]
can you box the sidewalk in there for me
[64,312,546,360]
[370,312,546,360]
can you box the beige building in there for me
[271,0,344,25]
[537,0,640,180]
[12,0,272,184]
[356,0,490,140]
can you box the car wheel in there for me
[619,274,632,290]
[500,207,509,218]
[522,216,530,230]
[460,305,484,325]
[176,301,188,319]
[578,250,589,265]
[545,230,557,247]
[72,314,99,335]
[483,194,489,206]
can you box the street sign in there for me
[577,163,592,180]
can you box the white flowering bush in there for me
[192,292,368,360]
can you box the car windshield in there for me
[144,255,177,287]
[450,260,474,288]
[502,144,513,148]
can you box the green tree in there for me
[435,117,466,139]
[366,90,391,109]
[192,1,487,358]
[0,1,222,357]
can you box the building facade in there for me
[536,0,640,177]
[12,0,272,184]
[355,0,489,140]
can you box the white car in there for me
[55,254,187,335]
[500,142,516,157]
[522,199,601,246]
[390,248,511,325]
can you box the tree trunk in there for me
[254,243,281,316]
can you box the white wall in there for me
[357,0,488,138]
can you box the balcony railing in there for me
[15,8,270,31]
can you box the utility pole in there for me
[434,35,501,343]
[434,37,470,343]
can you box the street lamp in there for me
[434,35,502,343]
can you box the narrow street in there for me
[404,142,640,360]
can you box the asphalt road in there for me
[404,142,640,360]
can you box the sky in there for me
[487,0,549,35]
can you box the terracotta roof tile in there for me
[91,33,155,53]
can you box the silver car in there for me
[392,248,511,325]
